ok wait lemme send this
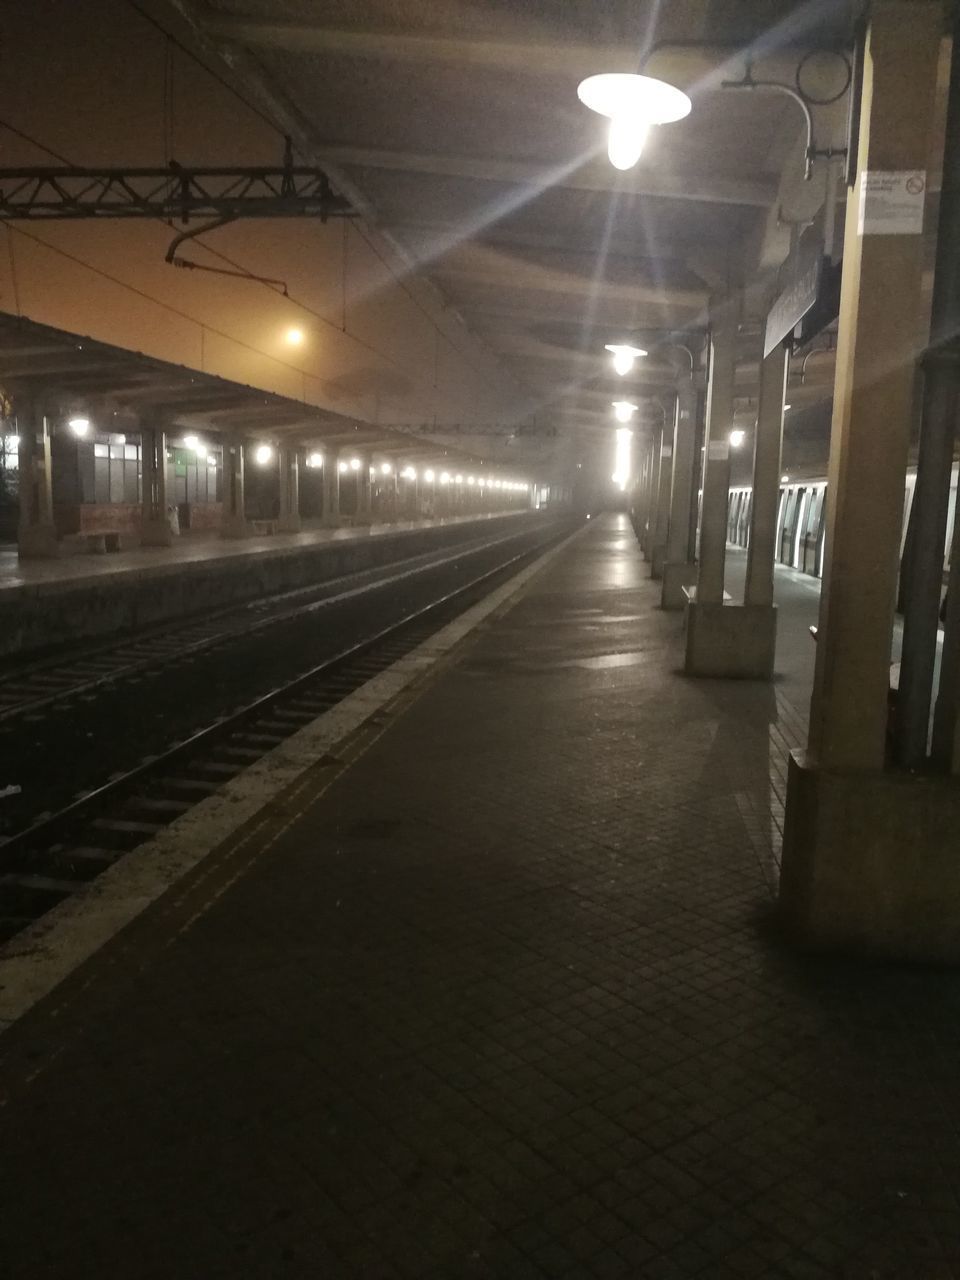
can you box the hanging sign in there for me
[857,170,926,236]
[764,225,824,358]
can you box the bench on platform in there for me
[250,519,278,536]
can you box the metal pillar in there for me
[221,435,249,538]
[277,446,301,533]
[744,342,789,607]
[140,421,173,547]
[16,399,57,558]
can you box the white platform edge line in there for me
[0,524,582,1032]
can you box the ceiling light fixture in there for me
[604,343,647,376]
[67,416,90,438]
[729,429,746,449]
[255,443,273,465]
[612,400,638,424]
[578,73,692,171]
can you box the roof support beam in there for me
[316,144,775,208]
[202,16,639,78]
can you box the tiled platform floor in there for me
[2,514,960,1279]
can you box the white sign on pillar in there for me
[857,170,926,236]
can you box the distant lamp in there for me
[255,443,273,465]
[439,472,451,485]
[424,468,436,483]
[781,474,790,483]
[338,459,348,474]
[612,427,633,491]
[784,404,792,410]
[402,466,417,480]
[729,429,746,449]
[612,400,638,424]
[285,326,305,346]
[68,416,90,438]
[605,343,647,376]
[577,73,692,171]
[380,461,392,476]
[307,451,324,469]
[349,457,361,471]
[183,434,199,450]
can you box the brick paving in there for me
[2,513,960,1278]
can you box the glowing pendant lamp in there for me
[578,73,692,170]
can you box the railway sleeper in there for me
[0,873,84,914]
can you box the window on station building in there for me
[2,432,18,473]
[93,436,140,505]
[171,447,221,505]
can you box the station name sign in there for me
[764,228,823,359]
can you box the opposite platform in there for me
[1,514,959,1279]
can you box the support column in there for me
[661,380,699,609]
[684,295,737,674]
[640,432,661,559]
[16,399,57,558]
[220,435,250,538]
[355,455,372,526]
[277,446,301,533]
[650,399,675,579]
[779,2,960,960]
[322,454,341,527]
[140,421,173,547]
[745,342,789,607]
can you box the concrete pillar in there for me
[277,446,301,533]
[780,2,956,960]
[16,400,57,558]
[661,380,699,609]
[322,453,341,527]
[221,435,250,538]
[650,400,675,579]
[140,422,173,547]
[641,433,660,559]
[355,455,372,526]
[684,295,737,674]
[745,342,790,607]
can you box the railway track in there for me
[0,521,539,723]
[0,519,571,943]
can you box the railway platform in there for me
[2,513,959,1278]
[0,510,534,658]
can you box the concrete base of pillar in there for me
[650,544,668,580]
[220,517,252,539]
[661,562,698,610]
[277,514,302,534]
[684,601,777,679]
[140,519,174,548]
[779,751,960,962]
[17,524,59,558]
